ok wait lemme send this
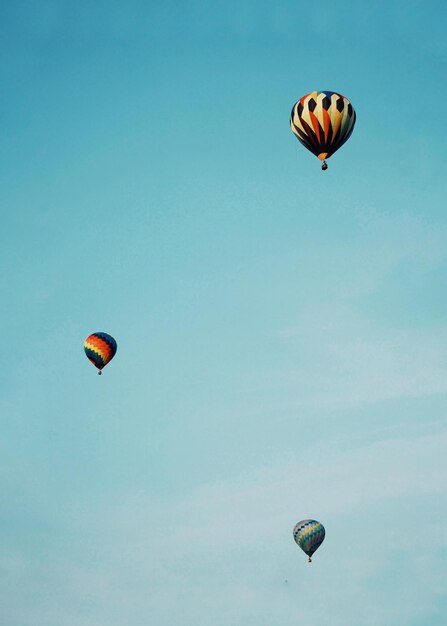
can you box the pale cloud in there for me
[268,210,447,408]
[269,330,447,408]
[2,429,445,625]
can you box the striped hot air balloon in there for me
[290,91,356,170]
[293,519,325,563]
[84,332,117,375]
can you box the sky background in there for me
[1,1,447,624]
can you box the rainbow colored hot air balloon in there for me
[84,332,117,375]
[293,519,325,563]
[290,91,356,170]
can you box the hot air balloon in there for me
[293,519,325,563]
[84,332,117,375]
[290,91,356,170]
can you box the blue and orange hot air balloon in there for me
[293,519,325,563]
[290,91,356,170]
[84,332,117,375]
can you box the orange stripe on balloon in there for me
[87,337,112,359]
[84,341,109,362]
[299,92,311,106]
[309,111,321,143]
[322,108,331,142]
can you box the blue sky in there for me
[1,1,446,624]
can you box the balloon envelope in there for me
[293,519,325,558]
[290,91,356,163]
[84,332,117,372]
